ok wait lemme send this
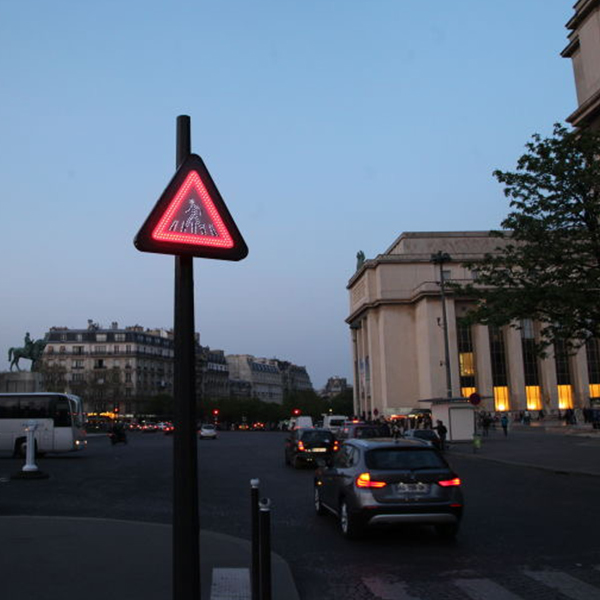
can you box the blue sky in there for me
[0,1,576,389]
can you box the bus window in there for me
[0,398,18,418]
[54,399,71,427]
[20,397,50,419]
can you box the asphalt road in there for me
[2,430,600,600]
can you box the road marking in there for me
[210,568,250,600]
[362,577,420,600]
[454,578,523,600]
[524,570,600,600]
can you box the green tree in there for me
[456,123,600,353]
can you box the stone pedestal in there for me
[0,371,43,393]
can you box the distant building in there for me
[562,0,600,130]
[41,320,174,415]
[276,360,313,396]
[197,347,230,399]
[320,376,350,399]
[226,355,283,403]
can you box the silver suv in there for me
[314,438,463,539]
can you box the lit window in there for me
[525,386,542,410]
[494,386,509,411]
[557,385,573,410]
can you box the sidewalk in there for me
[0,516,300,600]
[447,421,600,477]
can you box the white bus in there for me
[0,393,87,456]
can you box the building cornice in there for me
[566,86,600,128]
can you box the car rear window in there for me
[354,427,387,438]
[413,430,438,439]
[301,430,334,443]
[366,448,446,470]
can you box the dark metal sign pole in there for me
[173,114,200,599]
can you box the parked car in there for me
[336,422,389,441]
[284,428,339,468]
[314,438,463,539]
[199,424,217,440]
[402,428,442,450]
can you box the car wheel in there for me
[435,523,459,539]
[314,485,326,516]
[339,499,363,539]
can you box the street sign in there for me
[134,153,248,260]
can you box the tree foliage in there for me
[456,123,600,353]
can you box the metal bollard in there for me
[259,498,272,600]
[23,420,39,472]
[250,478,260,600]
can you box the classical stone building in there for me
[347,232,600,419]
[562,0,600,130]
[41,321,174,415]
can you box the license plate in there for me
[396,482,430,494]
[309,448,327,452]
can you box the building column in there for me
[473,324,493,413]
[571,345,590,409]
[539,346,558,413]
[505,326,526,412]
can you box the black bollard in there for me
[250,479,260,600]
[259,498,272,600]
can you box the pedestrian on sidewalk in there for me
[434,420,448,451]
[500,414,509,437]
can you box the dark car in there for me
[284,428,339,468]
[314,438,463,539]
[402,428,442,450]
[337,422,389,441]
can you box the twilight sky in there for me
[0,1,576,389]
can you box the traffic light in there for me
[292,408,301,416]
[113,405,120,414]
[212,409,220,416]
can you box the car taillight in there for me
[297,441,305,451]
[438,478,461,487]
[356,472,387,489]
[333,441,340,451]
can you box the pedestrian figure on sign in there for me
[183,198,203,234]
[434,420,448,451]
[500,414,509,437]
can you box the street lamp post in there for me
[431,251,453,398]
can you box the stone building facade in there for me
[562,0,600,130]
[41,321,174,415]
[347,232,600,419]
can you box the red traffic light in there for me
[212,409,220,416]
[292,409,301,416]
[113,406,120,414]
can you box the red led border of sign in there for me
[151,170,234,249]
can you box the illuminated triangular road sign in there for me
[134,154,248,260]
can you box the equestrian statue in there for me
[8,332,47,371]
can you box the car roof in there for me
[347,438,437,450]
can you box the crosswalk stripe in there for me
[210,568,250,600]
[362,577,420,600]
[524,570,600,600]
[454,578,523,600]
